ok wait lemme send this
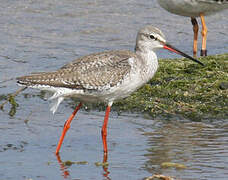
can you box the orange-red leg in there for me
[101,105,111,155]
[55,102,82,155]
[200,13,207,56]
[191,17,199,57]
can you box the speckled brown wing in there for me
[17,50,136,90]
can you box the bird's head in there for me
[135,25,204,66]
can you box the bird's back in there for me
[17,50,137,92]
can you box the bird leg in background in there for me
[101,105,111,155]
[191,17,199,57]
[55,102,82,154]
[200,13,208,56]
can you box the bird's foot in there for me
[200,49,207,56]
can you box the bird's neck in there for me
[135,47,158,67]
[135,47,159,81]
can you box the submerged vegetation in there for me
[1,54,227,120]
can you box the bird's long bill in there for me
[163,43,204,66]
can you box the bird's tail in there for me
[16,72,57,87]
[17,72,65,114]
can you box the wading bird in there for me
[17,25,204,157]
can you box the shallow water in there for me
[0,0,228,179]
[1,101,228,180]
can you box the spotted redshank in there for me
[157,0,228,56]
[17,25,204,156]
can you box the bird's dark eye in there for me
[149,35,155,39]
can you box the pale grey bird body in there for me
[157,0,228,17]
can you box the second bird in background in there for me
[157,0,228,57]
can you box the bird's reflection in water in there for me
[102,153,111,180]
[55,153,111,180]
[56,154,70,179]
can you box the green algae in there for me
[8,95,19,117]
[161,162,187,169]
[94,161,109,167]
[0,87,26,116]
[63,160,88,166]
[114,54,228,120]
